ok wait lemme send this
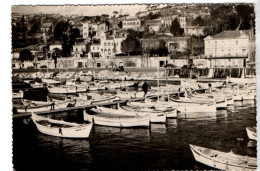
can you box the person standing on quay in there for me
[142,81,148,98]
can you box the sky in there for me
[12,5,149,17]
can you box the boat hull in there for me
[246,127,257,141]
[190,144,257,170]
[84,111,150,128]
[32,113,93,138]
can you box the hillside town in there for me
[12,4,257,171]
[12,4,255,78]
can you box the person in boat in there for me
[184,88,188,99]
[59,127,63,135]
[177,87,181,98]
[208,83,212,95]
[142,81,148,98]
[50,99,55,110]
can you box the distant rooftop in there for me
[210,30,251,39]
[124,18,139,21]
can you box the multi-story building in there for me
[41,22,53,34]
[97,23,108,37]
[90,43,101,57]
[122,18,141,31]
[71,42,86,58]
[166,37,190,53]
[90,32,126,58]
[145,19,162,32]
[184,26,206,36]
[82,22,89,39]
[178,16,186,29]
[204,30,255,68]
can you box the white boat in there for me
[241,92,255,100]
[22,99,53,106]
[118,105,167,123]
[12,90,24,99]
[227,77,256,84]
[32,113,93,138]
[30,82,45,88]
[129,100,217,114]
[233,94,243,101]
[16,101,68,113]
[48,85,87,94]
[83,110,150,128]
[190,144,257,170]
[42,78,60,84]
[246,127,257,141]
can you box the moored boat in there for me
[190,144,257,170]
[16,101,68,113]
[32,113,93,138]
[83,110,150,128]
[12,90,24,99]
[246,127,257,141]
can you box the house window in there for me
[76,48,78,52]
[97,47,99,50]
[104,43,107,46]
[236,40,238,45]
[93,47,95,50]
[228,59,231,62]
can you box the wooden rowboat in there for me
[31,113,93,138]
[83,110,150,128]
[246,127,257,141]
[190,144,257,170]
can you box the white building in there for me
[166,37,190,53]
[82,22,89,39]
[204,30,252,57]
[178,17,186,29]
[90,32,126,58]
[184,26,205,36]
[204,30,254,68]
[122,18,141,31]
[49,44,62,52]
[72,42,86,58]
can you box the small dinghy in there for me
[246,127,257,141]
[190,144,257,170]
[84,108,150,128]
[12,90,24,99]
[16,101,68,113]
[32,113,93,138]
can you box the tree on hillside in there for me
[235,4,255,30]
[192,16,204,26]
[170,18,184,36]
[28,20,41,36]
[113,11,118,18]
[62,34,70,57]
[157,39,168,56]
[53,21,70,41]
[105,20,110,31]
[121,30,142,56]
[118,21,123,29]
[19,49,33,62]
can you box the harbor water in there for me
[13,100,257,170]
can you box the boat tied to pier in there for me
[31,113,93,138]
[246,127,257,141]
[190,144,257,170]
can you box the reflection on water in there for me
[13,101,257,170]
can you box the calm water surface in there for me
[13,100,257,171]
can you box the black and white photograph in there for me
[9,2,258,170]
